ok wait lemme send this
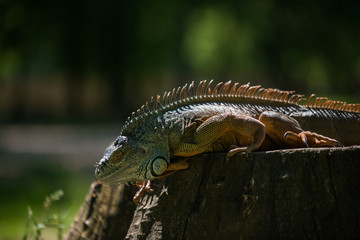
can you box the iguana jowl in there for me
[95,81,360,203]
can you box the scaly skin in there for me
[95,81,360,202]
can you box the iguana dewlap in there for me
[95,81,360,203]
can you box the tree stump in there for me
[65,146,360,240]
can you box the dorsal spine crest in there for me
[121,80,360,134]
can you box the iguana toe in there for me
[284,131,343,148]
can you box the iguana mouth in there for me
[95,159,116,182]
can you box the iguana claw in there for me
[133,180,153,205]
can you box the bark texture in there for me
[66,146,360,240]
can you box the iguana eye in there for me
[150,156,168,177]
[110,151,124,164]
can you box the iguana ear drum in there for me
[150,156,168,177]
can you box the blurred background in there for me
[0,0,359,239]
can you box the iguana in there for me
[95,81,360,203]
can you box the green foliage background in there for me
[0,0,359,123]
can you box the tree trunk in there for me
[65,146,360,240]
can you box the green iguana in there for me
[95,81,360,203]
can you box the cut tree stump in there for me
[65,146,360,240]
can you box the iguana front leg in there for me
[259,111,342,148]
[172,112,266,158]
[133,159,189,204]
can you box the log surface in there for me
[66,146,360,240]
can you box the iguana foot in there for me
[284,131,343,148]
[133,180,153,205]
[259,111,343,148]
[227,145,252,161]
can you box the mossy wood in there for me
[66,146,360,240]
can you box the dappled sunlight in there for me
[183,7,258,75]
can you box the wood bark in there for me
[66,146,360,240]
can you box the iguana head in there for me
[95,135,170,184]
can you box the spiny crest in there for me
[305,94,360,112]
[122,80,360,133]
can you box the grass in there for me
[24,189,66,240]
[0,154,93,240]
